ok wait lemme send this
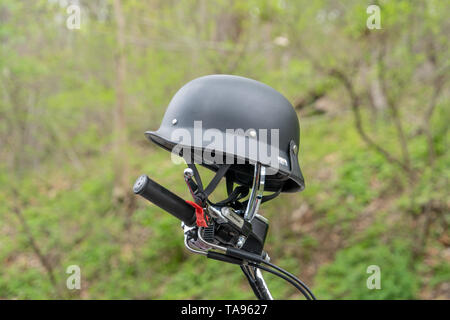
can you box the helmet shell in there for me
[146,74,304,192]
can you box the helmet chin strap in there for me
[184,157,231,206]
[184,155,281,210]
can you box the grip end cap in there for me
[133,175,149,194]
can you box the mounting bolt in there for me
[172,118,178,125]
[236,235,246,248]
[262,251,271,262]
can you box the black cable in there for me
[226,247,316,300]
[248,263,311,300]
[263,260,316,300]
[207,252,264,299]
[206,249,315,300]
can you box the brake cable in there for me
[197,228,316,300]
[205,249,314,300]
[225,246,316,300]
[247,262,312,300]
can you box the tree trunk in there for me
[112,0,135,217]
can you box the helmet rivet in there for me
[293,144,298,154]
[172,118,178,125]
[248,129,257,138]
[184,168,193,179]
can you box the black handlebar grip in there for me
[133,175,196,226]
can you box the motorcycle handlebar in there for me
[133,174,196,226]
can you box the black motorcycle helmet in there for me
[146,74,304,195]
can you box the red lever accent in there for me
[186,200,208,227]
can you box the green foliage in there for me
[315,237,419,299]
[0,0,447,300]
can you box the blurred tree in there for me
[112,0,135,219]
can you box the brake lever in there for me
[182,223,210,254]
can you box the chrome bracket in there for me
[244,163,266,221]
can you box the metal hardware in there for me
[262,251,271,263]
[182,223,207,256]
[254,213,268,224]
[236,235,246,248]
[184,234,207,256]
[254,267,273,300]
[244,163,265,221]
[207,205,228,224]
[221,207,244,229]
[184,168,194,179]
[197,227,227,253]
[184,168,199,201]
